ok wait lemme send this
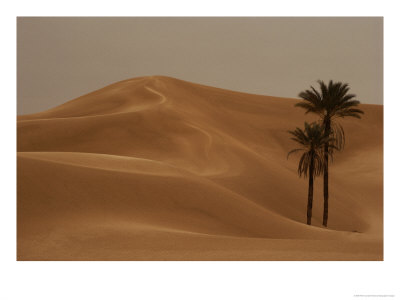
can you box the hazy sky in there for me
[17,17,383,114]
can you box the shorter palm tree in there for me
[288,122,336,225]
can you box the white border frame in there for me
[2,1,398,299]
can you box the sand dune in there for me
[17,76,383,260]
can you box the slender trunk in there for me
[307,151,315,225]
[323,119,331,227]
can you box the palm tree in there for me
[288,122,335,225]
[296,80,364,227]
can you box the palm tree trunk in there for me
[307,152,315,225]
[323,119,331,227]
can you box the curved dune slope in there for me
[17,76,383,260]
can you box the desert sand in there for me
[17,76,383,260]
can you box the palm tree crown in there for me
[296,80,364,150]
[288,122,335,177]
[296,80,364,120]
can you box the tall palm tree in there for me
[296,80,364,227]
[288,122,335,225]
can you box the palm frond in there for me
[313,151,325,176]
[336,108,364,118]
[298,152,309,177]
[287,148,304,159]
[318,80,329,101]
[330,122,345,151]
[294,102,320,114]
